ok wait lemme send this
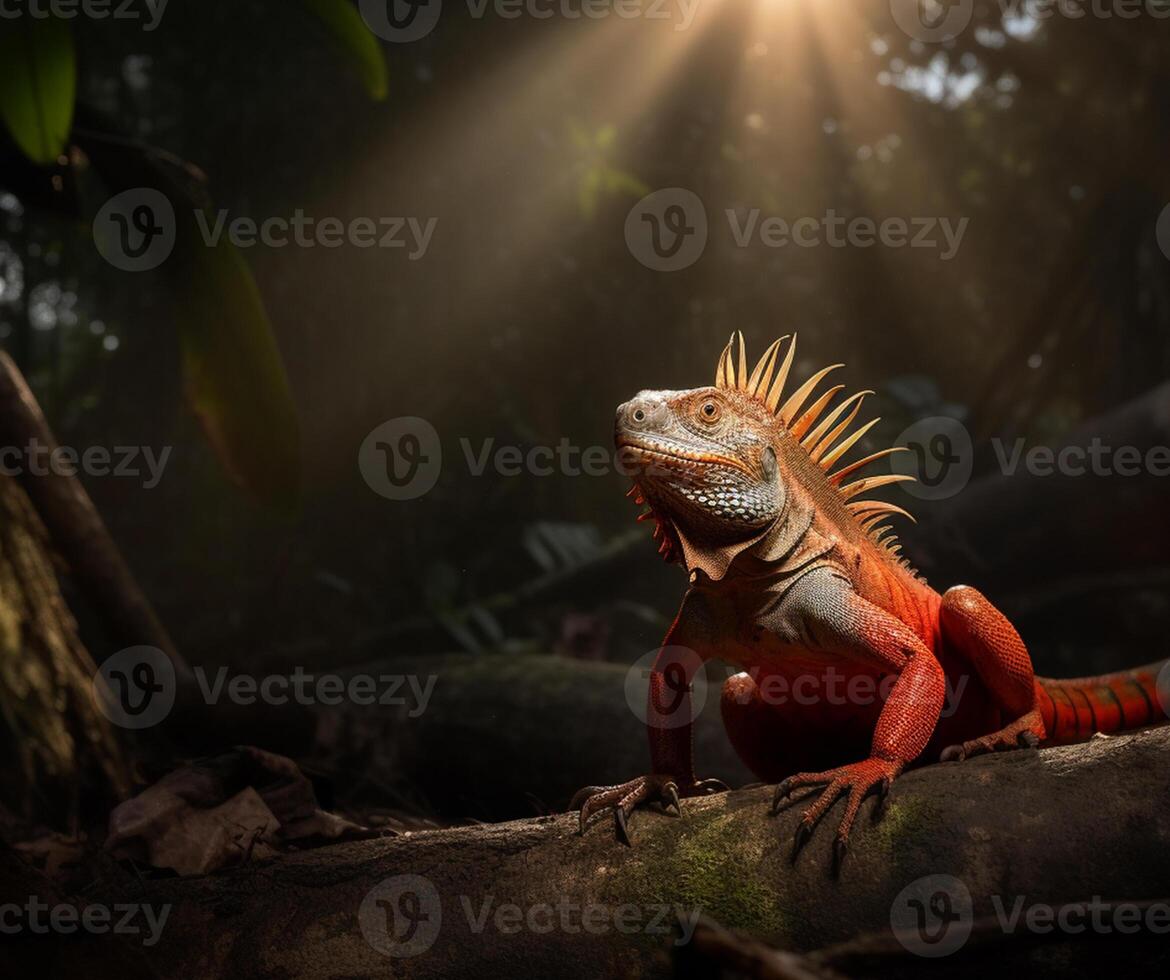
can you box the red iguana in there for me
[572,333,1167,868]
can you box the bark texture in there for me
[0,473,129,821]
[91,727,1170,980]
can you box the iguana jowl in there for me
[573,333,1166,865]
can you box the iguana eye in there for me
[699,401,720,423]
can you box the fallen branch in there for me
[88,728,1170,979]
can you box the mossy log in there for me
[91,727,1170,979]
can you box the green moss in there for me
[865,795,933,868]
[602,805,798,945]
[673,815,785,932]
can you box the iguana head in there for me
[617,333,917,579]
[615,386,783,544]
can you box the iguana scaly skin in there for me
[572,333,1167,868]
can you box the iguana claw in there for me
[771,757,904,869]
[832,836,848,874]
[571,774,727,845]
[940,709,1046,762]
[663,782,682,817]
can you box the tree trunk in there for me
[0,351,186,675]
[0,472,129,824]
[87,728,1170,979]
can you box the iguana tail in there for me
[1037,661,1167,744]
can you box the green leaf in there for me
[0,15,76,164]
[76,123,301,513]
[300,0,388,101]
[175,213,302,514]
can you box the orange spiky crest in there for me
[713,332,918,572]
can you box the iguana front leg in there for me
[769,572,946,867]
[572,595,728,844]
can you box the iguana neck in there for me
[673,482,831,585]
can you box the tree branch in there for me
[89,728,1170,979]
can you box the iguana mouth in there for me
[616,437,754,478]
